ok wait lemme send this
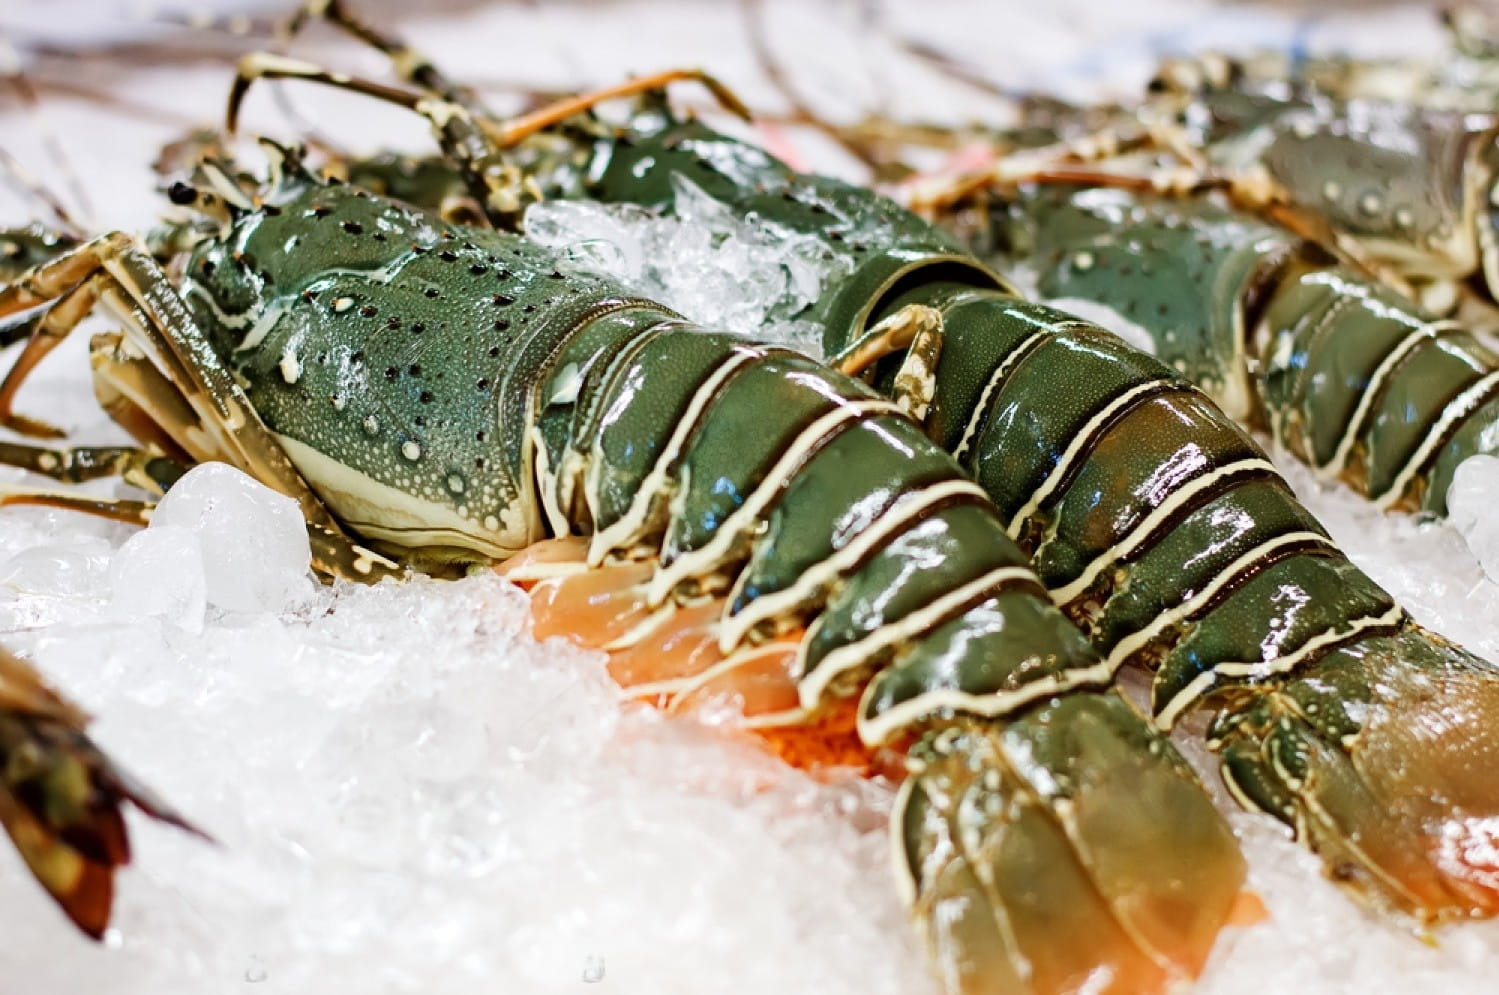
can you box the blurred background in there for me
[0,0,1458,232]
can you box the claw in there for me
[1213,627,1499,924]
[0,648,205,939]
[897,691,1245,994]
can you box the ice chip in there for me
[0,537,114,599]
[1448,455,1499,584]
[522,177,849,359]
[149,462,314,613]
[109,525,207,633]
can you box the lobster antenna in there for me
[0,146,83,239]
[0,38,91,232]
[741,0,887,175]
[881,32,1035,106]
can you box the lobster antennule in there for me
[1212,630,1499,923]
[899,693,1246,995]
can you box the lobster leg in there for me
[0,262,104,438]
[276,1,754,133]
[0,440,183,492]
[833,303,945,422]
[227,53,749,229]
[282,0,477,108]
[0,486,155,525]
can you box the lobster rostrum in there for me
[224,1,1499,949]
[0,142,1247,993]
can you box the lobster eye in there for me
[167,182,199,206]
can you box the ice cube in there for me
[1448,455,1499,584]
[109,524,207,632]
[148,462,315,613]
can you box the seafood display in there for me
[226,0,1499,934]
[5,2,1499,993]
[0,139,1250,988]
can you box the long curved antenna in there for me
[741,0,884,173]
[0,40,91,230]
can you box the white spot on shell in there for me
[332,393,347,410]
[362,415,380,435]
[401,441,423,461]
[1358,193,1382,217]
[484,514,500,531]
[1322,180,1342,202]
[1394,208,1415,229]
[447,474,465,493]
[279,350,301,384]
[333,297,355,313]
[1071,250,1094,271]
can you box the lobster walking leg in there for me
[0,439,183,491]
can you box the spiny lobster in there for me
[0,138,1244,992]
[199,3,1499,990]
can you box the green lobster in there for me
[222,0,1499,967]
[1136,61,1499,317]
[866,5,1499,321]
[964,183,1499,520]
[0,143,1245,993]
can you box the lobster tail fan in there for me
[895,691,1246,994]
[1212,628,1499,922]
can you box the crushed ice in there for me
[4,2,1499,991]
[524,174,847,359]
[0,462,930,994]
[1448,454,1499,586]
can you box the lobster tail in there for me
[487,294,1249,987]
[1212,630,1499,922]
[898,692,1245,995]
